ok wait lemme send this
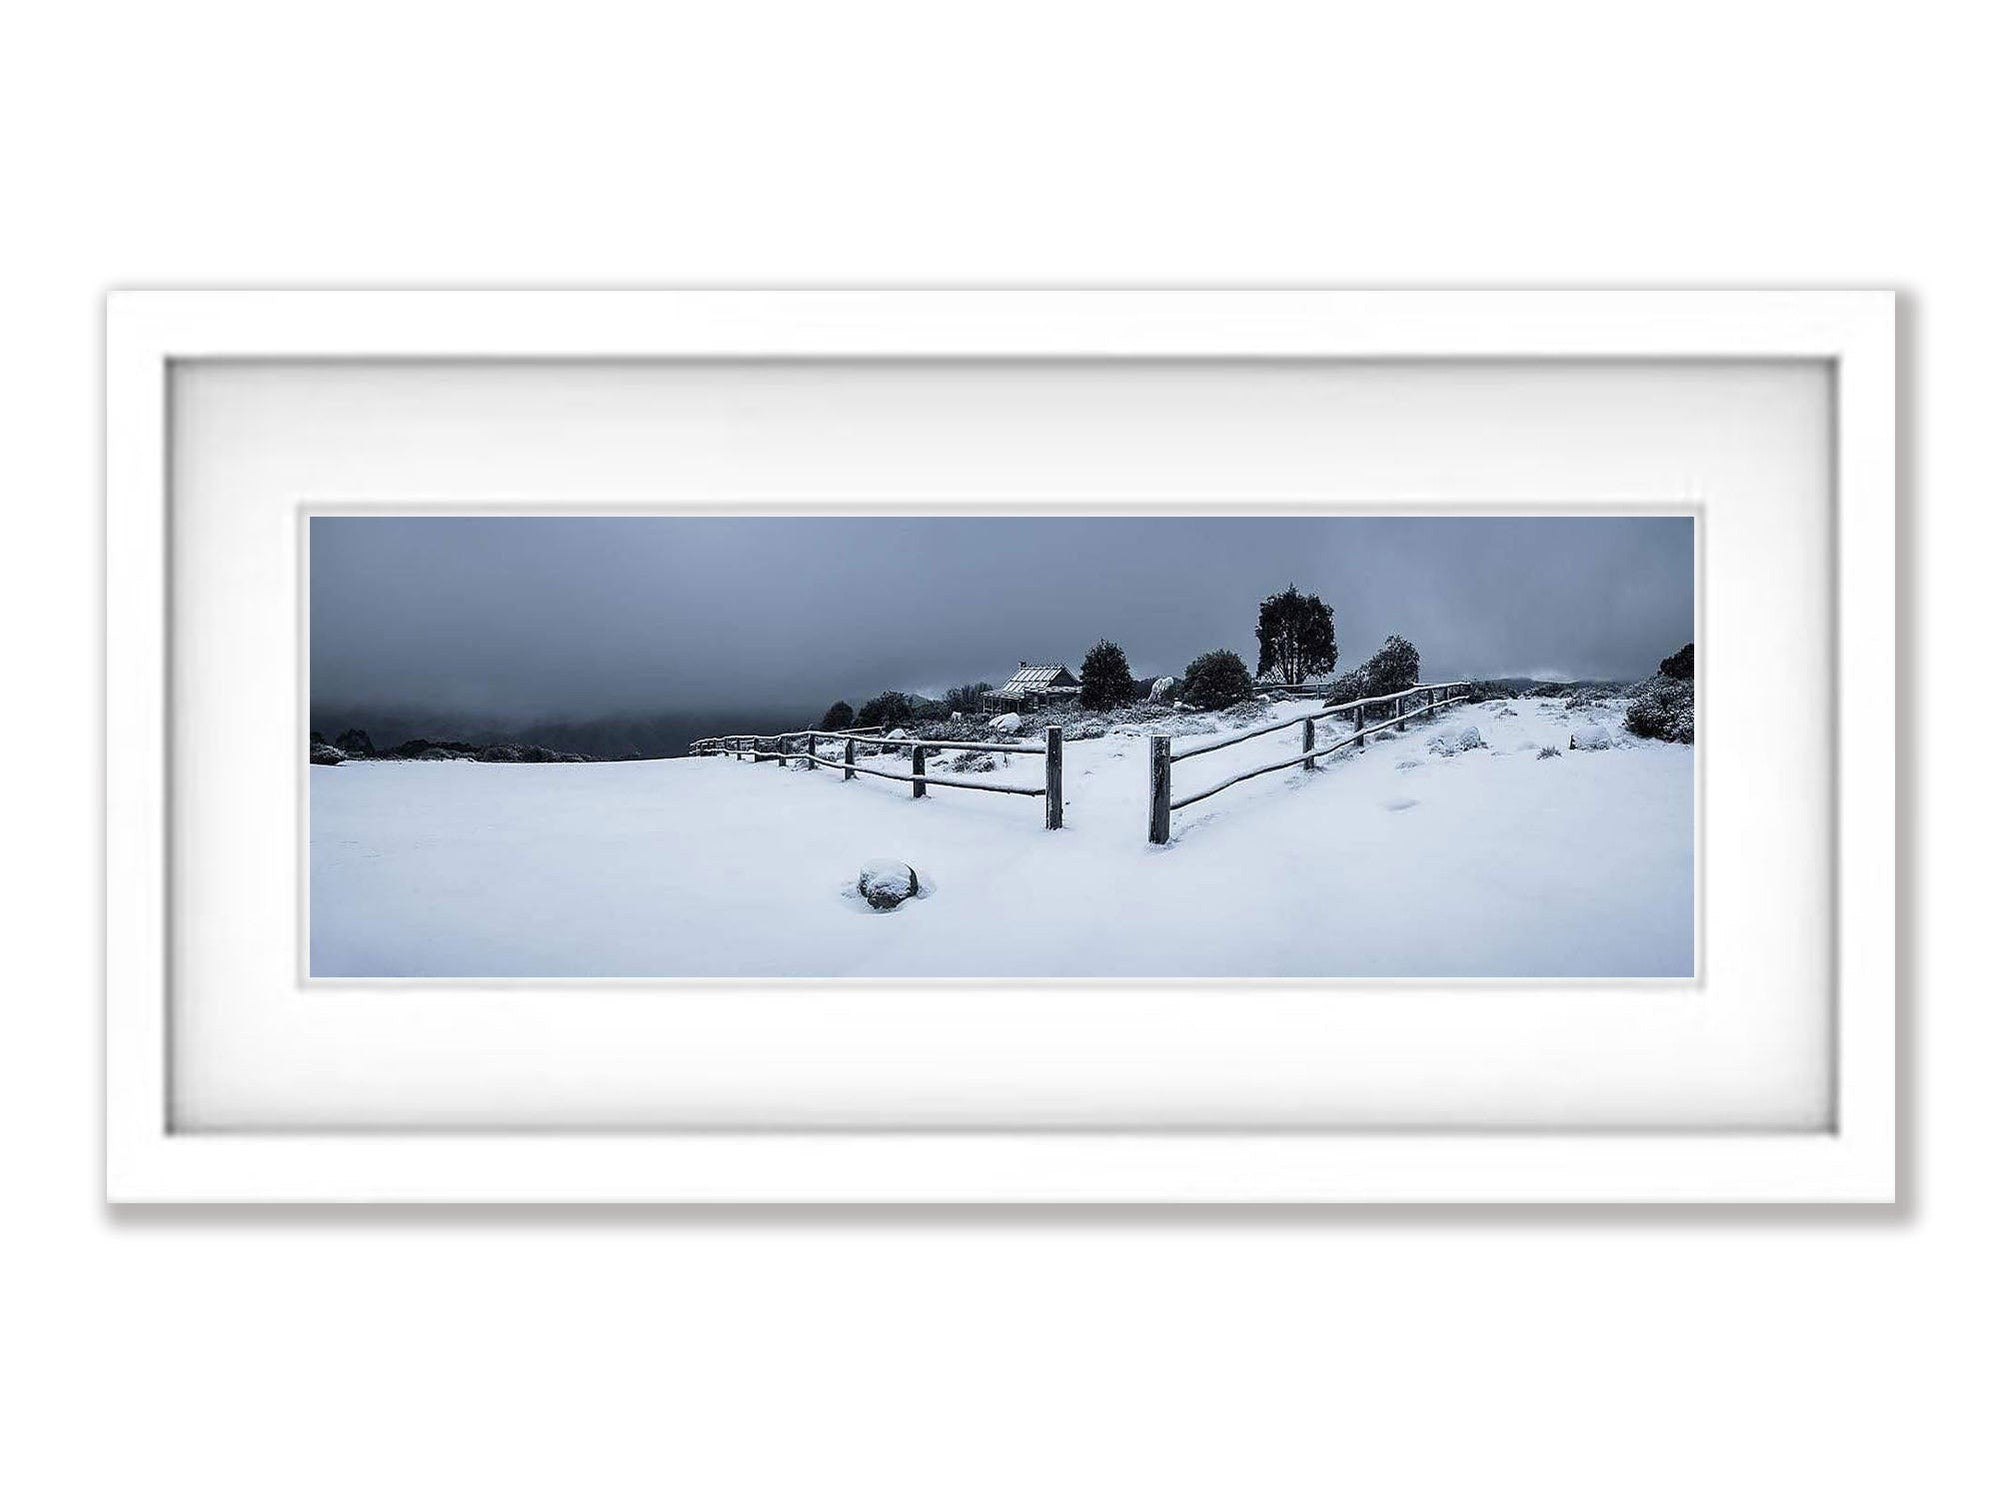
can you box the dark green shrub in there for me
[1362,634,1421,694]
[857,691,914,729]
[819,700,856,730]
[1659,643,1695,681]
[941,682,994,714]
[1181,649,1254,710]
[1079,639,1138,709]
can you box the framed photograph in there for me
[106,289,1895,1202]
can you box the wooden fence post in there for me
[843,737,855,781]
[1302,714,1318,770]
[1045,726,1064,830]
[805,731,817,769]
[911,743,927,798]
[1354,700,1367,748]
[1148,735,1171,844]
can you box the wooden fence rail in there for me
[1149,682,1469,845]
[691,724,1065,829]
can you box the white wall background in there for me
[2,4,1987,1495]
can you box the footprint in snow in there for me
[1382,796,1420,812]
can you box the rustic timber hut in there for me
[987,661,1081,711]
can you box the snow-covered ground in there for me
[310,697,1694,979]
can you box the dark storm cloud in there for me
[310,515,1694,719]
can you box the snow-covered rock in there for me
[1570,723,1612,752]
[885,727,909,740]
[1425,723,1486,757]
[987,712,1022,733]
[310,742,346,766]
[856,859,920,911]
[1149,676,1177,702]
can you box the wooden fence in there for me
[691,724,1065,830]
[1147,682,1469,844]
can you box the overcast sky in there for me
[310,515,1693,719]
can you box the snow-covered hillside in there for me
[310,697,1694,979]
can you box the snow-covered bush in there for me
[1624,674,1695,743]
[1425,724,1485,757]
[1324,668,1367,705]
[945,750,996,773]
[310,741,345,765]
[1537,745,1563,759]
[1148,675,1177,702]
[1570,723,1612,751]
[1180,649,1253,709]
[1658,643,1695,681]
[1563,683,1625,711]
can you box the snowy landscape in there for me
[311,690,1693,979]
[309,514,1697,980]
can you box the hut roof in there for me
[996,663,1077,695]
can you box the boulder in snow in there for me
[1570,723,1612,752]
[856,859,920,911]
[1426,724,1485,757]
[987,712,1022,733]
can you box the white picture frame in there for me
[106,289,1895,1203]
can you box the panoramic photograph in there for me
[307,514,1697,980]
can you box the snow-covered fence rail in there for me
[691,725,1065,830]
[692,724,886,764]
[1147,682,1469,845]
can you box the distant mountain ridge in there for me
[310,704,825,761]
